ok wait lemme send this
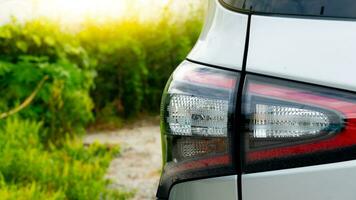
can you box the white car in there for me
[156,0,356,199]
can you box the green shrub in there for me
[80,9,203,122]
[0,183,65,200]
[0,117,132,200]
[0,19,95,138]
[0,6,203,131]
[0,2,203,199]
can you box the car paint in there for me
[169,175,238,200]
[247,15,356,92]
[166,0,356,199]
[187,0,247,70]
[243,160,356,200]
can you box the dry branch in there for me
[0,76,49,120]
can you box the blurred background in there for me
[0,0,204,199]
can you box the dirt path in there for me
[84,123,162,200]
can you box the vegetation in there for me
[81,12,203,128]
[0,9,203,132]
[0,2,203,199]
[0,117,132,200]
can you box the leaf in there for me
[0,28,12,39]
[0,61,11,76]
[32,35,42,47]
[16,41,28,52]
[44,36,55,46]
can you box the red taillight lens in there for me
[243,75,356,172]
[157,61,240,198]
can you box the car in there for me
[156,0,356,199]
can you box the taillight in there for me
[157,61,240,198]
[243,75,356,172]
[158,62,356,198]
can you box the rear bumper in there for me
[164,160,356,200]
[243,160,356,200]
[168,175,238,200]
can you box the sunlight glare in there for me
[37,0,127,22]
[38,0,174,21]
[0,0,199,25]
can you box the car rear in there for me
[157,0,356,199]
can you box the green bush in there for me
[0,2,203,199]
[0,19,95,138]
[81,9,204,122]
[0,183,65,200]
[0,6,203,131]
[0,117,132,200]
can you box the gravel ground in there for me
[84,122,162,200]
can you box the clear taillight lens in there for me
[252,104,330,139]
[167,94,229,137]
[242,75,356,173]
[247,98,343,149]
[157,61,239,199]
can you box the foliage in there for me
[0,5,203,131]
[0,117,133,200]
[0,2,203,198]
[0,19,95,138]
[81,8,204,122]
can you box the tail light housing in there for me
[243,75,356,172]
[157,61,240,198]
[158,62,356,198]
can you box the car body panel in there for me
[247,15,356,92]
[187,0,247,70]
[242,160,356,200]
[169,175,238,200]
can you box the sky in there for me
[0,0,202,24]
